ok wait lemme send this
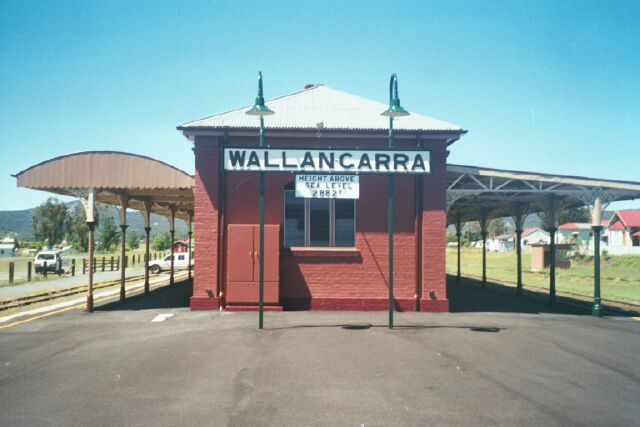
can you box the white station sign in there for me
[295,175,359,199]
[224,148,430,174]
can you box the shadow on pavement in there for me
[447,275,640,316]
[95,278,192,311]
[270,323,505,332]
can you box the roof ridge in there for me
[180,84,328,127]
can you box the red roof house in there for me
[606,209,640,248]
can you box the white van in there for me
[34,251,69,274]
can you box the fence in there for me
[2,251,170,285]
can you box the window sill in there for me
[284,247,360,257]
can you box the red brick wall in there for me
[420,149,449,312]
[191,134,449,312]
[190,140,220,310]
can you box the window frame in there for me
[284,189,356,248]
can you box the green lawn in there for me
[446,248,640,305]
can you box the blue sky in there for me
[1,0,639,211]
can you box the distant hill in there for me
[0,207,35,240]
[0,201,188,241]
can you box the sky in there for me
[1,0,639,211]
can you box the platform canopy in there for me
[13,151,194,220]
[446,164,640,224]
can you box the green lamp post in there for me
[246,71,274,330]
[381,74,409,329]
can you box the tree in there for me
[489,218,508,236]
[540,206,591,229]
[152,232,171,251]
[127,230,140,250]
[98,217,119,251]
[31,198,68,247]
[461,222,482,246]
[64,203,100,252]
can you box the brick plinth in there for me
[282,297,417,311]
[224,305,283,311]
[190,296,220,310]
[419,298,450,312]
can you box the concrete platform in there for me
[0,279,638,426]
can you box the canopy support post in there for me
[187,212,193,281]
[513,202,527,298]
[80,188,96,312]
[479,210,489,289]
[545,195,558,306]
[118,194,129,301]
[169,205,176,286]
[591,196,603,317]
[455,216,462,285]
[142,199,152,295]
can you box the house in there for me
[487,234,515,252]
[558,223,593,248]
[173,239,191,253]
[605,209,640,254]
[0,237,17,257]
[521,227,549,248]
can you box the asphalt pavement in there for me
[0,279,638,426]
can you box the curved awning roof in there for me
[13,151,194,220]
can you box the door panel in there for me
[226,281,279,305]
[253,225,280,282]
[227,225,254,282]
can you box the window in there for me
[178,255,185,261]
[284,189,355,247]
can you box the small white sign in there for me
[295,175,359,199]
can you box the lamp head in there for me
[381,73,410,117]
[246,71,274,116]
[382,98,410,117]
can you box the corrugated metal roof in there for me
[179,84,462,132]
[615,209,640,227]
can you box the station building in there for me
[179,84,463,312]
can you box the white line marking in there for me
[151,313,174,322]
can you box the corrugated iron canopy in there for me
[14,151,194,220]
[446,164,640,224]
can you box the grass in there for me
[446,248,640,305]
[0,249,169,287]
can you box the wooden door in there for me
[226,224,279,306]
[226,225,254,282]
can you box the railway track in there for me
[0,274,147,311]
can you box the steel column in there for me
[592,225,603,316]
[187,230,193,281]
[87,222,95,312]
[515,228,523,297]
[481,231,487,289]
[168,206,176,286]
[119,224,127,301]
[144,226,151,294]
[387,115,395,329]
[169,228,175,285]
[259,115,265,330]
[455,218,462,285]
[548,227,557,305]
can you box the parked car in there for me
[149,253,192,274]
[34,250,69,274]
